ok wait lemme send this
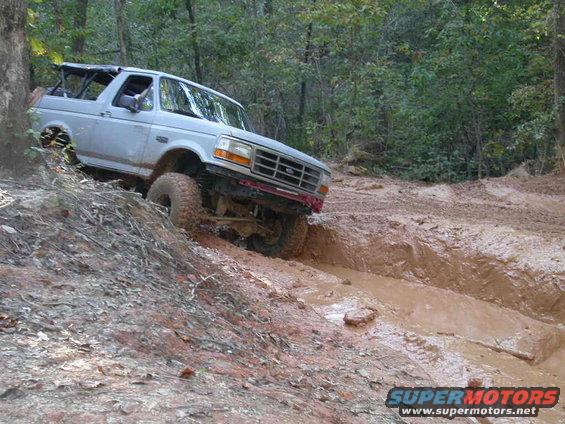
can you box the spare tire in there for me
[147,172,202,237]
[248,214,308,259]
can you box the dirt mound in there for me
[0,169,440,423]
[501,174,565,196]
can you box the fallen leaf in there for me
[179,366,195,379]
[0,314,17,328]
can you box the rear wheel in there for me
[248,213,308,259]
[40,129,79,165]
[147,172,203,237]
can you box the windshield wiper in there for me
[171,109,202,119]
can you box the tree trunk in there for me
[114,0,128,66]
[0,0,34,176]
[555,0,565,168]
[71,0,89,58]
[297,0,316,125]
[263,0,272,16]
[185,0,203,84]
[51,0,63,33]
[297,21,313,125]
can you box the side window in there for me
[64,74,83,97]
[48,73,89,98]
[159,78,200,116]
[159,78,178,112]
[84,81,108,100]
[49,72,112,100]
[113,75,154,110]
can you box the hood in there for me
[229,127,331,174]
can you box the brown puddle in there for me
[297,263,565,423]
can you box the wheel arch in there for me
[150,147,205,182]
[39,123,73,147]
[39,121,74,140]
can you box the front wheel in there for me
[147,172,203,237]
[248,214,308,259]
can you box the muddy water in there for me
[299,263,564,423]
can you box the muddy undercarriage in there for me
[147,165,314,259]
[200,166,312,258]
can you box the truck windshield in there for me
[160,78,252,132]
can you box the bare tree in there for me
[114,0,128,66]
[0,0,34,176]
[185,0,203,84]
[71,0,89,58]
[555,0,565,168]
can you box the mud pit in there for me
[301,263,562,365]
[203,171,565,422]
[298,265,564,423]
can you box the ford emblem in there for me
[286,167,294,175]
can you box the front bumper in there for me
[206,164,325,213]
[238,179,324,213]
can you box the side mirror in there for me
[118,94,140,113]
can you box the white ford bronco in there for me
[33,63,332,258]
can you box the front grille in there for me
[252,148,321,193]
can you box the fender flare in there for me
[149,144,207,181]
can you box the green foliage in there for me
[29,0,557,181]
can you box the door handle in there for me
[100,111,112,117]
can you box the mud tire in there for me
[147,172,202,237]
[41,129,80,165]
[249,214,308,259]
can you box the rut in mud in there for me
[292,263,564,423]
[295,171,565,422]
[300,173,565,324]
[203,170,565,423]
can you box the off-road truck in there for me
[32,63,332,258]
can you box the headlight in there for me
[319,172,332,195]
[214,136,252,167]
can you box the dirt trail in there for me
[1,164,564,423]
[201,170,565,423]
[1,169,457,424]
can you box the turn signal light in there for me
[319,185,329,194]
[214,148,251,167]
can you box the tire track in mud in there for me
[299,174,565,324]
[302,222,564,323]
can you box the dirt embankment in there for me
[1,163,564,423]
[0,170,446,423]
[301,173,565,324]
